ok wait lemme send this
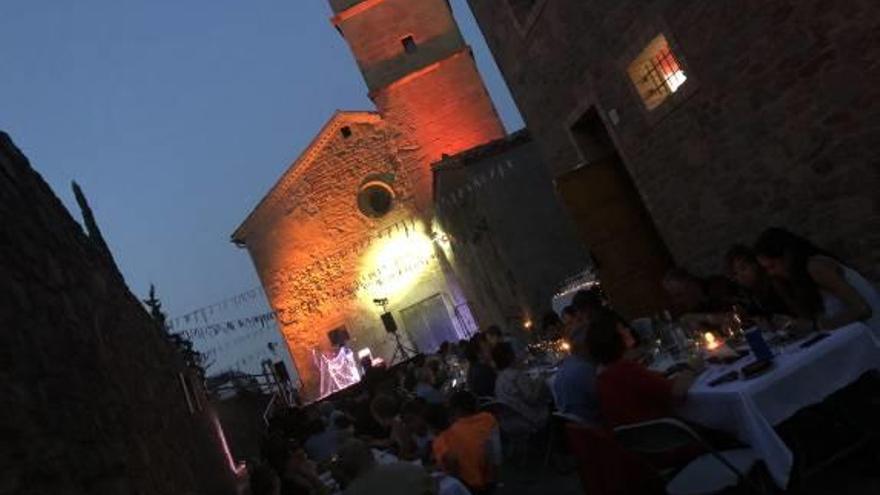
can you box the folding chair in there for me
[565,422,664,495]
[614,418,763,495]
[480,399,533,465]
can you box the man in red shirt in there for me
[586,310,701,427]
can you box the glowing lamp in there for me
[523,319,533,330]
[704,332,721,351]
[560,341,571,352]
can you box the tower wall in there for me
[334,0,506,212]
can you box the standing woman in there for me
[753,228,880,334]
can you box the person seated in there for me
[552,324,600,424]
[413,366,445,405]
[400,398,434,462]
[663,267,741,332]
[588,309,703,428]
[754,227,879,334]
[560,305,578,336]
[335,439,436,495]
[369,394,421,461]
[539,310,564,342]
[263,435,327,495]
[492,341,550,430]
[571,287,607,325]
[303,417,342,464]
[484,325,503,347]
[249,463,282,495]
[432,391,501,495]
[465,337,496,398]
[725,244,791,318]
[403,354,428,391]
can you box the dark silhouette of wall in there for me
[0,132,237,494]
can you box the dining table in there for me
[667,322,880,488]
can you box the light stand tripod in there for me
[374,298,418,365]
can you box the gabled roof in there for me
[231,110,382,245]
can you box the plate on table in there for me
[706,350,749,366]
[740,359,774,380]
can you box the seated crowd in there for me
[250,228,879,494]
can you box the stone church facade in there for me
[233,0,510,399]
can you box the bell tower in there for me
[330,0,506,211]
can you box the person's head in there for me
[568,323,590,358]
[541,310,562,337]
[415,366,435,386]
[250,463,281,495]
[401,398,428,433]
[463,338,482,364]
[725,244,762,289]
[263,435,308,477]
[448,390,478,419]
[333,415,354,437]
[369,394,399,427]
[485,325,503,346]
[561,305,577,327]
[438,341,450,356]
[663,268,706,312]
[423,403,451,433]
[586,309,627,366]
[335,439,375,484]
[754,227,828,316]
[491,341,517,371]
[572,288,604,323]
[753,228,826,279]
[305,417,326,437]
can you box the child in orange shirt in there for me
[431,391,501,494]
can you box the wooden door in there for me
[556,159,672,318]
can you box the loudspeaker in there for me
[380,312,398,333]
[328,328,351,347]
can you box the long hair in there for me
[753,228,831,317]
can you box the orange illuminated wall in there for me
[334,0,505,212]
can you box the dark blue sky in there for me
[1,0,523,318]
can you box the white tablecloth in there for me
[677,322,880,488]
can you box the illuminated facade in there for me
[233,0,505,399]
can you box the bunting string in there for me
[167,286,266,331]
[171,310,277,340]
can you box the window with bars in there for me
[627,34,688,110]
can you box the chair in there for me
[565,422,664,495]
[614,418,762,495]
[542,411,588,468]
[480,399,533,464]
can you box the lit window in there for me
[401,36,417,54]
[627,34,688,110]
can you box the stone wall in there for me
[0,132,236,495]
[434,132,590,334]
[468,0,880,280]
[235,114,463,399]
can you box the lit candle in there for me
[704,332,721,351]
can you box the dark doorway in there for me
[400,294,458,354]
[557,108,672,317]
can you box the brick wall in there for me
[0,132,236,494]
[375,51,507,212]
[237,116,455,398]
[468,0,880,281]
